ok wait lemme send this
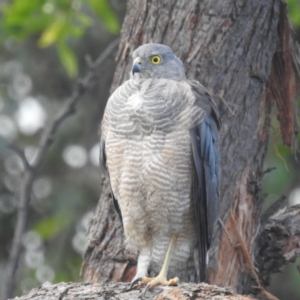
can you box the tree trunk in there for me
[83,0,300,296]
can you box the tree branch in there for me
[32,38,120,170]
[256,204,300,288]
[1,38,120,300]
[9,281,256,300]
[7,143,32,171]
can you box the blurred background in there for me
[0,0,299,299]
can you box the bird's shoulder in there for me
[108,78,191,104]
[108,80,139,102]
[187,80,222,130]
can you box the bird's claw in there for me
[136,276,179,296]
[129,277,142,289]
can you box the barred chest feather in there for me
[102,78,206,274]
[103,79,204,137]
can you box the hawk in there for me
[100,43,221,290]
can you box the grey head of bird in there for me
[131,43,186,81]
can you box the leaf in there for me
[76,13,93,27]
[2,0,43,20]
[1,0,50,38]
[33,213,72,241]
[57,43,78,78]
[69,26,85,38]
[287,0,300,27]
[87,0,120,34]
[38,16,67,47]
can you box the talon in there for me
[129,277,142,289]
[138,277,152,285]
[143,283,151,296]
[168,276,179,286]
[138,275,179,295]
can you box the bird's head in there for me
[131,43,185,81]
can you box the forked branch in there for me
[1,38,120,300]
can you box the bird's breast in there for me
[106,79,200,137]
[102,78,205,251]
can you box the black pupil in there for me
[153,57,158,62]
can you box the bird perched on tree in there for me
[100,43,221,290]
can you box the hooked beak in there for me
[132,57,142,75]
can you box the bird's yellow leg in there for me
[138,233,179,289]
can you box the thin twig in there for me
[274,145,289,172]
[260,195,287,227]
[1,38,119,300]
[95,38,120,66]
[261,167,277,176]
[8,143,32,171]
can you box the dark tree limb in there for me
[256,204,300,287]
[7,144,32,171]
[260,195,286,226]
[1,38,120,300]
[8,281,255,300]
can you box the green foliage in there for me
[1,0,120,77]
[87,0,120,34]
[57,42,78,78]
[33,212,72,241]
[287,0,300,27]
[1,0,297,78]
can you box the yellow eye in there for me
[150,55,162,65]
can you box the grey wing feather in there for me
[189,80,221,282]
[99,133,107,175]
[99,134,123,225]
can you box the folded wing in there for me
[189,81,221,282]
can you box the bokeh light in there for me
[12,74,32,100]
[63,145,88,168]
[72,231,87,255]
[0,194,17,214]
[25,251,44,269]
[35,265,55,283]
[77,211,93,233]
[89,143,100,167]
[0,115,17,140]
[4,174,21,192]
[24,146,38,164]
[72,211,93,255]
[22,231,42,252]
[289,188,300,206]
[42,3,55,14]
[0,96,5,111]
[33,178,52,199]
[2,60,22,77]
[15,97,46,135]
[4,154,24,175]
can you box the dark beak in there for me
[132,63,142,75]
[132,57,142,75]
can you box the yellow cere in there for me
[150,55,162,64]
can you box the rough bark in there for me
[256,204,300,287]
[10,282,255,300]
[83,0,300,296]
